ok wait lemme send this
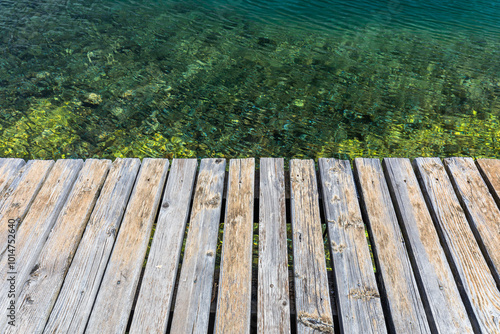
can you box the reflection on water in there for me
[0,0,499,159]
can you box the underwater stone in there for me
[84,93,103,106]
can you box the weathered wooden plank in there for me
[354,158,430,333]
[43,158,140,334]
[384,158,473,333]
[476,159,500,207]
[444,157,500,286]
[0,159,83,327]
[0,158,25,196]
[414,157,500,333]
[169,158,226,334]
[257,158,291,334]
[86,158,171,334]
[3,159,111,334]
[290,159,334,334]
[0,160,54,262]
[318,158,386,334]
[215,158,255,334]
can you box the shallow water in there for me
[0,0,499,159]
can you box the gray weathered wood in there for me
[43,158,140,334]
[215,158,255,334]
[318,158,386,334]
[444,157,500,286]
[414,157,500,333]
[290,159,334,334]
[384,158,473,333]
[86,158,170,334]
[0,159,83,327]
[0,160,54,262]
[169,158,226,334]
[258,158,291,334]
[0,158,25,196]
[4,159,111,334]
[354,158,430,333]
[477,159,500,207]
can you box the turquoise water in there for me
[0,0,499,159]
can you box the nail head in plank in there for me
[354,158,430,333]
[127,158,197,332]
[384,158,473,333]
[415,157,500,333]
[258,158,291,334]
[0,158,25,196]
[5,159,111,334]
[444,157,500,285]
[169,158,226,334]
[86,158,170,334]
[0,159,83,314]
[215,158,255,334]
[0,160,54,261]
[290,159,334,334]
[319,158,386,334]
[43,158,141,334]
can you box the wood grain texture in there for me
[290,159,334,334]
[86,158,170,334]
[43,158,140,334]
[3,159,111,334]
[414,157,500,333]
[444,157,500,286]
[318,158,386,334]
[258,158,291,334]
[354,158,430,333]
[477,159,500,207]
[129,159,197,334]
[0,159,83,324]
[0,158,25,196]
[215,158,255,334]
[0,160,54,262]
[169,158,226,334]
[384,158,473,333]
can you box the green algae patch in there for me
[0,100,83,159]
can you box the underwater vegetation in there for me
[0,0,499,160]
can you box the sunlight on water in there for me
[0,0,499,159]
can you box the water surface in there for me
[0,0,499,159]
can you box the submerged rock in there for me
[83,93,102,106]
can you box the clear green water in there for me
[0,0,499,160]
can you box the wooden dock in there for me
[1,157,499,333]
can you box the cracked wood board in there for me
[0,159,83,324]
[4,159,111,334]
[384,158,473,333]
[444,157,500,286]
[258,158,291,334]
[0,160,54,262]
[318,158,386,334]
[43,158,140,334]
[169,158,226,334]
[0,158,25,196]
[86,158,171,334]
[290,159,334,334]
[476,159,500,207]
[414,157,500,333]
[215,158,255,334]
[353,158,430,333]
[128,159,198,334]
